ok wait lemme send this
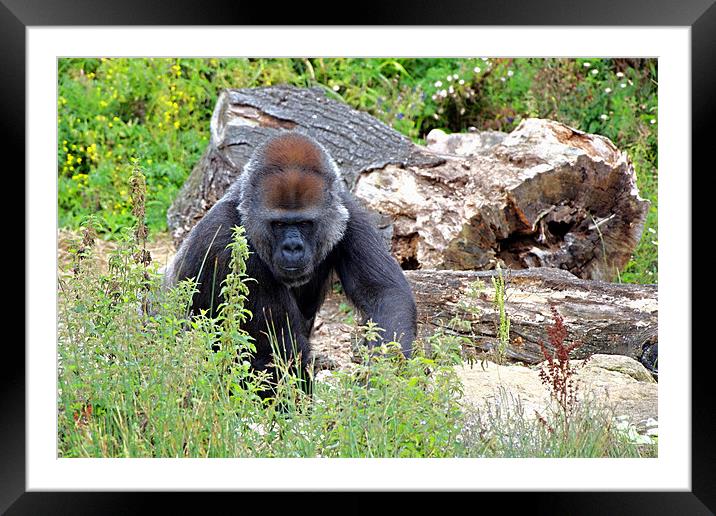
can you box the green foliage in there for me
[492,266,510,364]
[58,220,466,457]
[338,301,355,325]
[58,58,656,275]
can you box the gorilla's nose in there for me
[281,238,305,262]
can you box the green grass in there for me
[57,57,657,278]
[58,215,655,458]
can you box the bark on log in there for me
[168,85,649,281]
[405,268,657,367]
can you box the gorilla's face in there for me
[269,217,317,286]
[236,133,350,288]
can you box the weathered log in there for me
[167,86,442,245]
[357,119,649,281]
[168,85,649,281]
[405,268,657,368]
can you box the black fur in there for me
[165,133,417,390]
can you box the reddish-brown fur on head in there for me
[257,133,331,210]
[261,133,326,172]
[262,169,326,210]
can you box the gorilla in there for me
[164,132,417,388]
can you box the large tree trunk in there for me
[167,86,442,245]
[168,86,649,281]
[405,268,657,367]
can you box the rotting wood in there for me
[405,268,657,367]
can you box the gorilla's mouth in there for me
[278,269,312,287]
[276,264,311,284]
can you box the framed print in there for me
[5,0,712,512]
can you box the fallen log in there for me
[167,86,442,245]
[405,268,657,368]
[168,85,649,281]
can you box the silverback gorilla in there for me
[164,132,417,389]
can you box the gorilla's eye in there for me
[272,221,287,229]
[298,220,314,230]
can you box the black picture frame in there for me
[5,1,710,513]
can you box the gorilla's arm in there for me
[336,200,417,357]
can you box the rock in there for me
[455,355,657,429]
[580,353,656,383]
[457,361,551,421]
